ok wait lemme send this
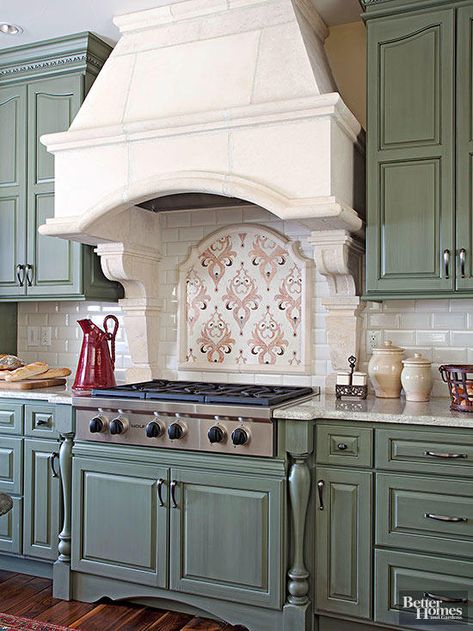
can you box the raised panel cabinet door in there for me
[169,468,284,609]
[366,9,455,296]
[26,75,83,297]
[315,467,372,620]
[0,84,27,297]
[23,438,61,561]
[0,436,23,495]
[72,457,168,587]
[456,6,473,290]
[0,496,22,555]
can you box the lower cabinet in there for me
[23,438,62,561]
[72,455,284,608]
[315,467,373,619]
[169,468,284,609]
[0,400,62,564]
[72,458,169,587]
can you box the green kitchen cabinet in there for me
[72,457,169,588]
[365,7,455,297]
[456,6,473,290]
[363,0,473,299]
[315,466,373,620]
[0,33,121,301]
[23,438,61,561]
[169,467,284,609]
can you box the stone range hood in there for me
[40,0,365,383]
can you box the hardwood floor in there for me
[0,571,248,631]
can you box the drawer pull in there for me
[424,592,468,604]
[50,452,59,478]
[337,443,348,451]
[425,513,468,523]
[424,450,468,460]
[36,419,50,426]
[317,480,325,511]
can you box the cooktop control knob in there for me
[231,427,249,446]
[168,423,184,440]
[145,421,163,438]
[110,417,128,435]
[89,415,107,433]
[208,426,225,444]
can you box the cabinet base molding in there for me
[0,553,53,578]
[69,571,304,631]
[318,615,398,631]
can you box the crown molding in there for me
[0,32,112,85]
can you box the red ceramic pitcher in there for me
[73,315,119,391]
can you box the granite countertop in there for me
[0,385,73,405]
[274,394,473,429]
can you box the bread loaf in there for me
[27,367,71,380]
[5,362,49,382]
[0,355,23,371]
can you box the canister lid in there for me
[402,352,431,366]
[372,339,404,354]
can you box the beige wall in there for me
[325,21,366,129]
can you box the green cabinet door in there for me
[0,84,27,297]
[23,438,61,561]
[26,75,83,297]
[456,6,473,291]
[169,468,284,609]
[366,9,455,296]
[315,467,373,619]
[72,457,168,587]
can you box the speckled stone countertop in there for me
[273,394,473,429]
[0,385,72,405]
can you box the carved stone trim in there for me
[309,230,365,386]
[96,243,162,382]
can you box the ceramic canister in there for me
[368,340,405,398]
[401,353,433,402]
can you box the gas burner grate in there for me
[93,380,314,406]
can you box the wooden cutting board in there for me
[0,378,67,390]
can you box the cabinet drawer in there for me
[0,436,22,494]
[377,473,473,557]
[375,549,473,629]
[316,424,373,467]
[0,496,22,555]
[376,428,473,477]
[0,403,23,435]
[25,404,57,439]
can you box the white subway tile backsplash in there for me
[16,208,473,391]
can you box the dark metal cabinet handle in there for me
[36,419,49,426]
[50,452,59,478]
[157,478,165,507]
[425,513,467,523]
[460,248,467,278]
[25,264,33,287]
[424,450,467,459]
[16,264,25,287]
[424,592,468,604]
[443,249,450,279]
[337,443,348,451]
[170,480,178,508]
[317,480,325,511]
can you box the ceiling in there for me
[0,0,362,50]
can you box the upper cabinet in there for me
[0,34,122,301]
[364,0,473,299]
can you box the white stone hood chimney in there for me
[40,0,365,383]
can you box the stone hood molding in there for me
[39,0,365,383]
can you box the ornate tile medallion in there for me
[178,224,312,373]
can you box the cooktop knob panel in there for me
[208,426,225,444]
[231,427,249,446]
[145,421,164,438]
[89,415,107,433]
[110,417,128,435]
[168,423,184,440]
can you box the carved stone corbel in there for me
[96,242,162,382]
[309,229,365,387]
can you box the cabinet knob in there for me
[337,443,348,451]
